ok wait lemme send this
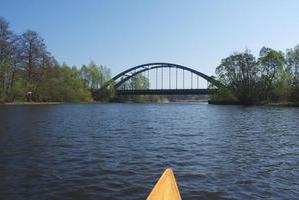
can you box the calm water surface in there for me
[0,103,298,199]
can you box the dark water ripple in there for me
[0,103,298,200]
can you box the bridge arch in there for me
[107,62,224,89]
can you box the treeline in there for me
[213,46,299,105]
[0,17,113,103]
[3,16,299,105]
[110,74,161,102]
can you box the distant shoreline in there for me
[209,100,299,107]
[1,101,110,105]
[1,101,299,107]
[2,102,63,105]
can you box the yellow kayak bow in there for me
[146,168,182,200]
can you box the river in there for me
[0,103,298,199]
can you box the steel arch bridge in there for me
[106,63,223,95]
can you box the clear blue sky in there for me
[1,0,299,76]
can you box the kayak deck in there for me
[146,168,182,200]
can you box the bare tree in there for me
[20,30,49,84]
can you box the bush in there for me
[5,80,28,102]
[210,88,238,104]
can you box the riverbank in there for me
[1,101,111,105]
[2,102,63,105]
[267,102,299,107]
[1,100,299,107]
[209,100,299,107]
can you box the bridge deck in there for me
[116,89,218,95]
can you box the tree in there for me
[80,64,90,88]
[35,64,92,102]
[130,74,150,89]
[0,17,115,103]
[114,74,150,102]
[286,45,299,102]
[89,61,103,89]
[0,17,19,100]
[273,67,293,102]
[99,65,112,86]
[216,51,259,104]
[286,45,299,83]
[79,62,105,90]
[80,63,115,102]
[20,30,50,84]
[258,47,286,100]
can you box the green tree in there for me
[99,65,112,85]
[286,45,299,102]
[286,45,299,82]
[79,62,105,90]
[80,64,90,88]
[7,80,29,102]
[115,74,150,102]
[35,64,92,102]
[89,62,103,89]
[258,47,286,101]
[273,67,293,102]
[216,51,259,104]
[130,74,150,89]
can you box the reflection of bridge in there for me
[106,63,223,95]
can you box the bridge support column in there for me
[183,69,185,89]
[176,67,178,89]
